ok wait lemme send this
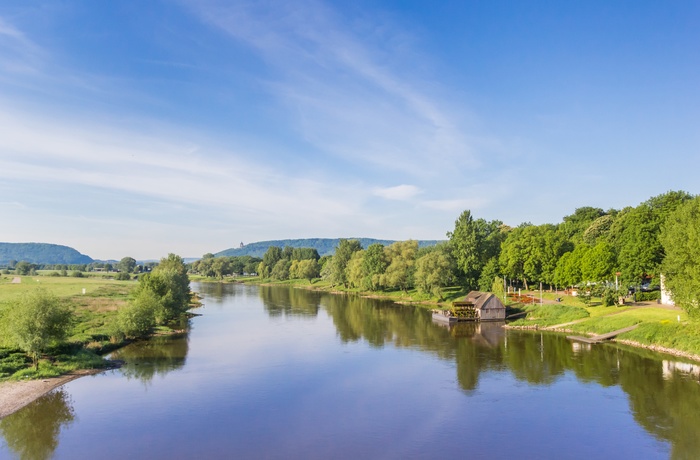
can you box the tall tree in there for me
[500,224,570,288]
[447,210,504,288]
[136,254,191,323]
[559,207,605,242]
[361,243,388,290]
[328,239,362,287]
[380,240,418,292]
[613,191,692,283]
[414,248,454,299]
[660,196,700,317]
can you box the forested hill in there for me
[216,238,442,257]
[0,243,94,265]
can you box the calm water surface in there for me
[2,283,700,459]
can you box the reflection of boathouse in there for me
[433,291,506,323]
[433,320,506,347]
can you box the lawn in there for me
[0,275,138,380]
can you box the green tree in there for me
[559,207,605,242]
[211,257,232,279]
[478,257,500,292]
[554,247,585,287]
[360,243,388,291]
[345,250,365,289]
[500,224,570,289]
[580,241,616,282]
[380,240,418,292]
[118,256,137,274]
[414,248,454,299]
[14,261,33,276]
[270,259,291,280]
[7,290,73,369]
[118,288,158,338]
[262,246,283,269]
[135,254,191,324]
[327,239,363,287]
[660,196,700,316]
[447,210,505,288]
[296,259,320,283]
[613,191,692,283]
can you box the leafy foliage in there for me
[447,210,505,289]
[216,238,440,258]
[5,289,73,368]
[660,196,700,316]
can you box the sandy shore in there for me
[0,369,104,419]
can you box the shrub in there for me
[634,291,660,302]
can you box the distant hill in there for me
[0,243,94,265]
[216,238,443,258]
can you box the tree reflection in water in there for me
[260,285,700,457]
[0,389,75,460]
[259,285,321,317]
[110,332,190,385]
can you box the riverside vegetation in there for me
[192,190,700,357]
[0,254,192,380]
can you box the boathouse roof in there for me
[462,291,505,311]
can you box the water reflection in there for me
[257,286,700,457]
[111,332,190,385]
[3,285,700,459]
[259,285,321,317]
[0,389,74,460]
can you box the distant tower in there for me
[240,242,244,248]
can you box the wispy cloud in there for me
[184,0,476,176]
[0,106,368,230]
[0,15,43,74]
[373,184,422,201]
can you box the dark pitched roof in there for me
[462,291,505,310]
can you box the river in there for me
[2,282,699,459]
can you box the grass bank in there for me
[507,292,700,358]
[0,275,186,381]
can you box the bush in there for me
[634,291,660,302]
[118,290,158,338]
[115,272,131,281]
[71,271,84,278]
[602,287,626,307]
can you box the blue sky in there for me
[0,1,698,260]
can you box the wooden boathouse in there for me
[433,291,506,323]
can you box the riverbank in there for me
[0,368,106,419]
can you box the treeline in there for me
[191,190,700,314]
[189,254,262,279]
[256,247,322,283]
[2,259,157,277]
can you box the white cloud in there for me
[373,184,422,201]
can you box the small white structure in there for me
[660,274,675,306]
